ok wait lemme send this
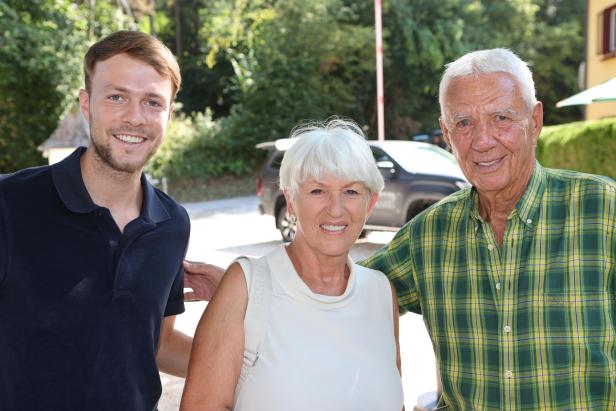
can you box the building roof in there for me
[39,108,90,152]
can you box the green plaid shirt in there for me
[362,162,616,410]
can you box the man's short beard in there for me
[90,129,152,174]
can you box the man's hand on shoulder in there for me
[183,260,225,302]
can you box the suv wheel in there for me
[277,205,296,242]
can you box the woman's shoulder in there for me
[351,262,394,314]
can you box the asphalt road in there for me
[158,196,437,410]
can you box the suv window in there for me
[371,146,393,163]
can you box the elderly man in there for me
[362,48,616,410]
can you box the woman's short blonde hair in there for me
[279,118,384,198]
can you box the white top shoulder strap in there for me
[234,255,273,400]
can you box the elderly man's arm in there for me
[360,224,420,315]
[183,260,225,301]
[180,262,247,411]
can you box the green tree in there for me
[523,0,585,125]
[380,0,583,134]
[201,0,375,166]
[153,0,239,117]
[381,0,467,137]
[0,0,87,172]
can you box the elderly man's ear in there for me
[530,102,544,145]
[438,117,451,148]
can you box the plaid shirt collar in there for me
[469,160,545,230]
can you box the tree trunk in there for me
[174,0,182,57]
[87,0,96,40]
[147,0,156,35]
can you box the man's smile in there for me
[113,133,146,144]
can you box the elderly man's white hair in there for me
[439,48,537,114]
[279,117,384,198]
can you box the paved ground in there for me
[158,196,437,410]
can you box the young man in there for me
[0,31,193,410]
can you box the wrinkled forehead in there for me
[442,73,526,116]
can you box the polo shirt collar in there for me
[468,160,545,229]
[51,147,98,214]
[51,147,170,224]
[141,173,169,224]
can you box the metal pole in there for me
[375,0,385,141]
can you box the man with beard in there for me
[0,31,199,410]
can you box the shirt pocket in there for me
[543,290,612,330]
[540,257,612,340]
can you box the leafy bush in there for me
[537,118,616,179]
[147,109,261,181]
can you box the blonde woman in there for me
[181,118,403,411]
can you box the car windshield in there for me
[380,142,464,178]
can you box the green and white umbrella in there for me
[556,76,616,107]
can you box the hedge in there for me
[537,118,616,180]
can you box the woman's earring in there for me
[290,214,297,224]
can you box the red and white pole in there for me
[375,0,385,141]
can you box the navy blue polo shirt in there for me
[0,147,189,411]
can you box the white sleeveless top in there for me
[233,245,404,411]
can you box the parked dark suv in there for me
[256,139,470,241]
